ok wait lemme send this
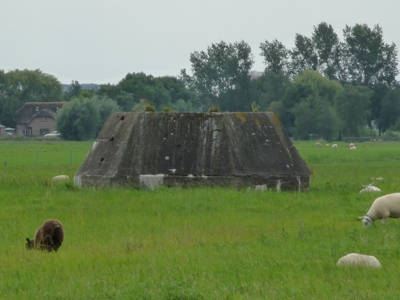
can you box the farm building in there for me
[74,112,311,191]
[15,102,65,137]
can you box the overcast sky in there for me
[1,0,399,84]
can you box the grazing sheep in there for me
[371,177,384,181]
[337,253,381,268]
[332,144,338,148]
[359,193,400,226]
[315,142,321,147]
[325,143,330,147]
[52,175,70,182]
[359,183,381,194]
[26,219,64,252]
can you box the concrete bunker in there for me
[74,112,311,191]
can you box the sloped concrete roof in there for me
[75,112,311,191]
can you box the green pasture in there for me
[0,140,400,299]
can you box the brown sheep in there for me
[26,219,64,252]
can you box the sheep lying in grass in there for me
[337,253,381,268]
[349,143,355,148]
[359,183,381,194]
[359,193,400,226]
[26,219,64,252]
[315,142,321,147]
[52,175,70,182]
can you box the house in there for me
[15,102,66,137]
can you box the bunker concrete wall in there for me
[75,112,311,191]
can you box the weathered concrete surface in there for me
[74,112,311,191]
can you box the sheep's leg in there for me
[381,218,386,225]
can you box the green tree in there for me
[118,72,156,104]
[252,71,290,110]
[268,100,292,134]
[182,40,254,111]
[292,70,342,104]
[64,80,82,101]
[259,39,289,74]
[0,69,62,127]
[93,96,121,134]
[114,91,136,111]
[343,24,398,87]
[289,34,318,78]
[312,22,344,81]
[97,85,136,111]
[169,99,197,112]
[280,70,342,137]
[292,98,339,141]
[378,88,400,133]
[115,73,197,110]
[97,83,123,99]
[334,85,372,136]
[56,97,100,141]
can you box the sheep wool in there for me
[337,253,381,268]
[52,175,70,182]
[360,193,400,226]
[359,185,381,194]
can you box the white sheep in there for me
[331,144,337,148]
[325,143,330,147]
[349,143,355,148]
[350,146,357,150]
[337,253,381,268]
[359,193,400,226]
[315,142,321,147]
[371,177,384,181]
[359,183,381,194]
[52,175,70,182]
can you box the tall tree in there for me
[312,22,344,81]
[259,39,289,74]
[182,40,254,111]
[342,24,398,87]
[289,34,318,78]
[64,80,82,101]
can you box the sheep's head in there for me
[359,216,374,226]
[26,238,34,250]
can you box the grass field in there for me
[1,140,400,299]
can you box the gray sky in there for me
[1,0,399,84]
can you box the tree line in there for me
[0,22,399,141]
